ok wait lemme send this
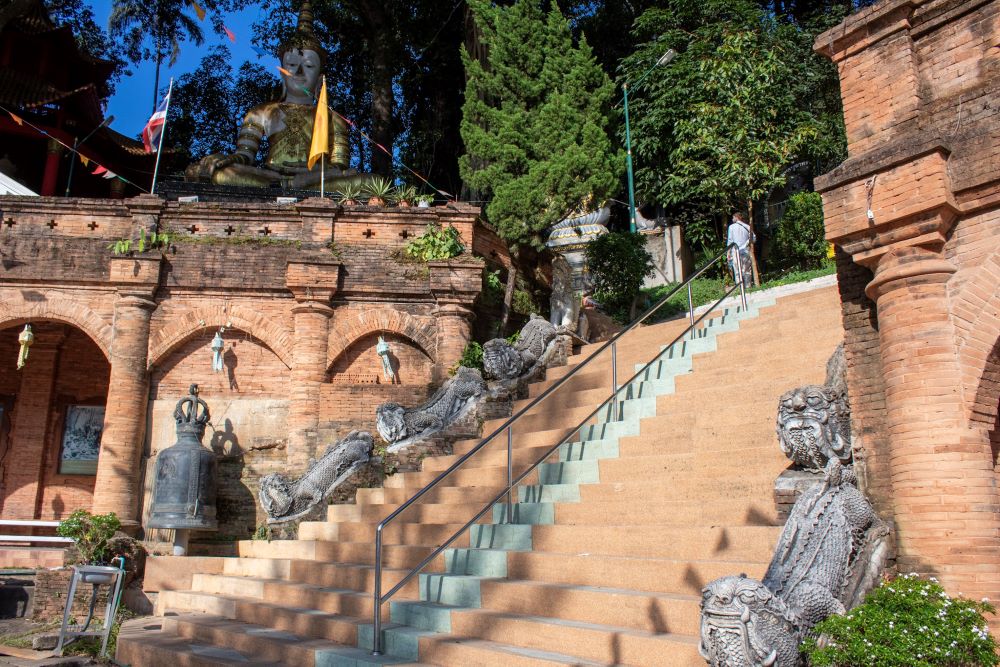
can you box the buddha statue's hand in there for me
[185,153,238,182]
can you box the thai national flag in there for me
[142,90,171,153]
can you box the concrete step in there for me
[117,617,283,667]
[162,614,345,667]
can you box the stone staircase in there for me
[117,284,844,666]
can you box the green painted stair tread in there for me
[417,635,607,666]
[315,644,430,667]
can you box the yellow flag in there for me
[308,76,328,171]
[79,154,89,167]
[191,1,206,20]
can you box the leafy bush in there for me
[803,574,998,667]
[511,288,539,316]
[773,191,827,270]
[57,510,121,564]
[456,341,484,371]
[405,223,465,261]
[584,231,654,322]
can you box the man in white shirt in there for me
[726,212,755,288]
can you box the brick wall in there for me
[816,0,1000,604]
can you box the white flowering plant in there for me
[803,574,997,666]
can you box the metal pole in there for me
[624,84,637,234]
[506,426,513,524]
[737,248,748,310]
[64,138,78,197]
[611,341,618,396]
[687,283,695,340]
[372,524,383,655]
[150,78,173,195]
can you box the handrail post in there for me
[687,283,695,340]
[372,524,384,655]
[611,341,618,396]
[506,426,513,524]
[736,247,748,310]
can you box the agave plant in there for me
[364,176,395,206]
[392,184,418,207]
[336,182,365,205]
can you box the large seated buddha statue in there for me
[185,2,365,190]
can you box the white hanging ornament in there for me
[211,330,225,373]
[16,324,34,370]
[376,335,395,382]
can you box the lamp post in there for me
[624,49,675,233]
[64,115,114,197]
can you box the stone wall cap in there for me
[814,0,916,58]
[815,137,950,192]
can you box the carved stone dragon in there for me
[259,430,373,523]
[776,344,851,471]
[699,460,890,667]
[483,313,560,382]
[376,367,486,452]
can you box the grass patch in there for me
[639,259,836,324]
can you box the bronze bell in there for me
[147,384,218,531]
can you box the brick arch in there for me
[327,308,435,369]
[148,304,292,370]
[0,294,113,360]
[954,251,1000,429]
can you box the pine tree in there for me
[460,0,622,250]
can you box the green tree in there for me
[108,0,221,111]
[168,46,277,160]
[460,0,621,250]
[772,191,827,269]
[584,231,654,322]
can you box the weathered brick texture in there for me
[817,0,1000,606]
[0,197,483,539]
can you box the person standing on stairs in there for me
[726,211,755,289]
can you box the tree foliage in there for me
[460,0,622,250]
[584,231,654,322]
[169,46,277,160]
[772,191,827,269]
[619,0,851,217]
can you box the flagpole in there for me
[321,154,325,198]
[150,78,174,195]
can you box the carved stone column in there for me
[286,262,340,469]
[865,247,1000,595]
[92,294,156,527]
[93,257,161,529]
[429,260,482,381]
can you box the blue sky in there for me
[88,0,264,137]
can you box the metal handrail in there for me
[370,243,748,655]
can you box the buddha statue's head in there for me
[278,1,325,104]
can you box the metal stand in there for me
[54,562,125,658]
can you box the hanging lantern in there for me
[376,335,395,382]
[16,325,33,370]
[211,330,224,373]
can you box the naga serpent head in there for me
[375,403,407,443]
[776,384,851,471]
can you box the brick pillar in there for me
[92,295,155,528]
[288,301,333,468]
[285,261,340,469]
[1,333,62,518]
[435,303,473,375]
[867,246,1000,599]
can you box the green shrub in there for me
[584,231,654,323]
[57,510,121,565]
[803,574,998,667]
[511,288,539,316]
[773,191,827,270]
[404,223,465,261]
[456,341,484,371]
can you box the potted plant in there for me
[416,194,434,208]
[336,182,364,206]
[57,510,121,583]
[364,176,395,206]
[393,184,418,207]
